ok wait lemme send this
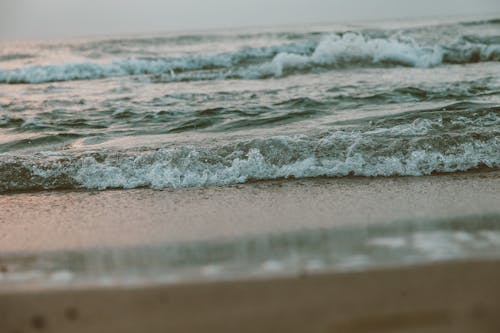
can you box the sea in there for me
[0,17,499,192]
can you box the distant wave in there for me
[1,32,498,84]
[460,18,500,26]
[0,53,35,62]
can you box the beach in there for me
[1,171,500,332]
[2,260,500,333]
[1,170,499,253]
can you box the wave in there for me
[0,53,35,62]
[460,18,500,26]
[0,40,314,84]
[1,112,498,192]
[1,32,498,84]
[70,31,310,57]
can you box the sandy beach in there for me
[1,170,499,253]
[1,260,500,333]
[1,171,500,332]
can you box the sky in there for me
[0,0,499,40]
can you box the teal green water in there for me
[0,18,499,192]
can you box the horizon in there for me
[1,0,499,41]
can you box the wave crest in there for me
[1,32,498,84]
[1,123,498,192]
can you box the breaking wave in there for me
[1,116,498,192]
[1,32,498,84]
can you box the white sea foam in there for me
[0,32,497,83]
[251,33,443,77]
[70,147,448,189]
[2,131,496,192]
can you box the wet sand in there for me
[2,259,500,333]
[0,171,499,253]
[1,171,500,332]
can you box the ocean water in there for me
[0,18,499,192]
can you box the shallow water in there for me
[0,18,499,192]
[2,214,500,287]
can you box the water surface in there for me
[0,18,499,192]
